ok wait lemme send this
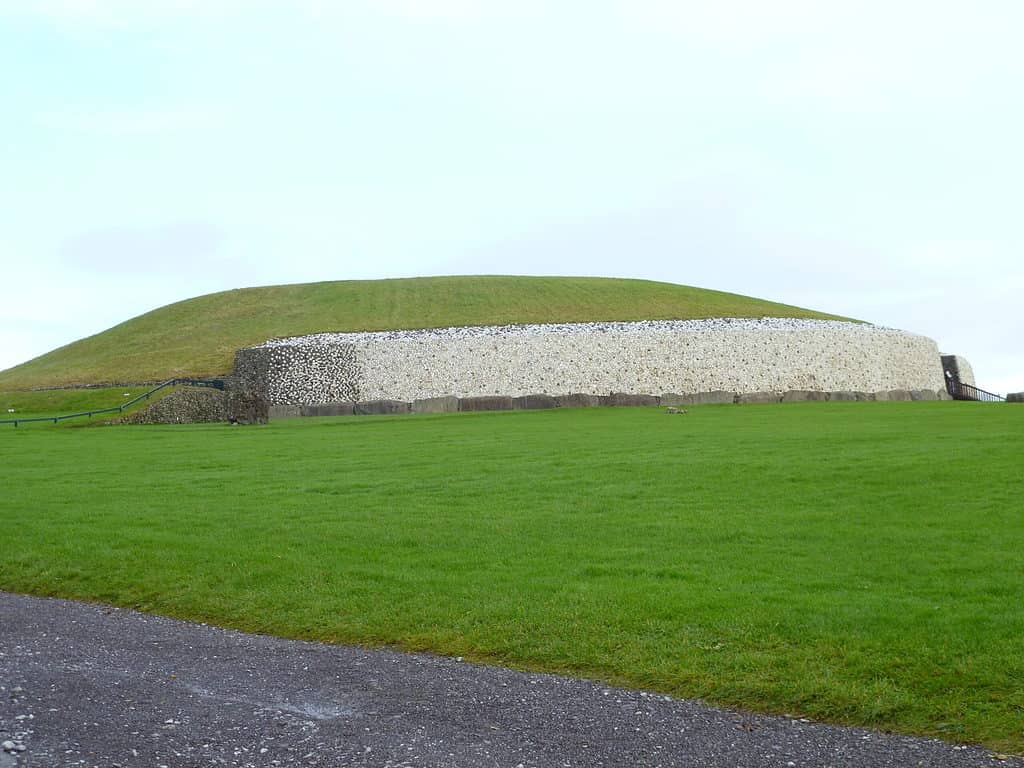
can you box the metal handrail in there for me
[946,380,1005,402]
[2,378,225,427]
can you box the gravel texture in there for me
[119,387,230,425]
[2,591,1017,768]
[233,319,947,406]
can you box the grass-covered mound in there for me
[0,275,854,390]
[1,402,1019,751]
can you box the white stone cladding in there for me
[237,319,946,405]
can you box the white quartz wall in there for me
[241,319,946,405]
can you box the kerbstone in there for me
[1008,392,1024,403]
[459,396,514,412]
[354,400,410,415]
[300,402,354,417]
[878,390,913,402]
[412,396,459,414]
[607,393,659,407]
[513,394,558,410]
[737,392,783,404]
[782,390,828,402]
[555,393,606,408]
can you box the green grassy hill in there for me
[0,275,855,390]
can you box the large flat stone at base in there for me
[660,391,740,406]
[412,396,459,414]
[910,389,939,401]
[513,394,558,410]
[268,404,301,419]
[828,391,875,402]
[876,390,913,402]
[554,393,607,408]
[354,400,410,415]
[737,392,783,404]
[607,393,659,407]
[1008,392,1024,403]
[781,390,829,402]
[300,402,355,417]
[459,396,514,412]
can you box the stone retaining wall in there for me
[234,318,947,407]
[120,387,230,424]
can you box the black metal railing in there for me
[1,378,225,428]
[946,380,1005,402]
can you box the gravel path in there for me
[1,591,1016,768]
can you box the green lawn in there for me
[1,402,1020,752]
[0,275,854,389]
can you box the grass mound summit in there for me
[0,275,853,390]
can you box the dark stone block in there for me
[828,391,874,402]
[412,396,459,414]
[607,393,659,407]
[736,391,783,404]
[782,390,828,402]
[877,390,913,402]
[1007,392,1024,403]
[554,393,606,408]
[678,391,736,405]
[458,396,514,412]
[268,404,301,419]
[354,400,411,415]
[513,394,558,410]
[300,402,355,417]
[910,389,938,401]
[227,390,269,425]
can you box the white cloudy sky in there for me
[2,1,1021,393]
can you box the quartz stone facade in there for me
[233,319,947,406]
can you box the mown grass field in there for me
[1,403,1021,752]
[0,275,854,389]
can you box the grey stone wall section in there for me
[412,396,460,414]
[782,390,829,402]
[235,319,947,407]
[234,343,359,406]
[513,394,558,410]
[555,393,608,408]
[660,391,736,405]
[608,393,659,407]
[1007,392,1024,403]
[301,402,355,417]
[737,392,783,404]
[459,396,514,412]
[354,400,411,415]
[828,391,874,402]
[121,387,229,424]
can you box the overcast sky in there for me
[2,1,1021,394]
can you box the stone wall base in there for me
[263,389,953,420]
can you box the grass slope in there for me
[0,275,854,390]
[1,402,1020,752]
[0,385,169,423]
